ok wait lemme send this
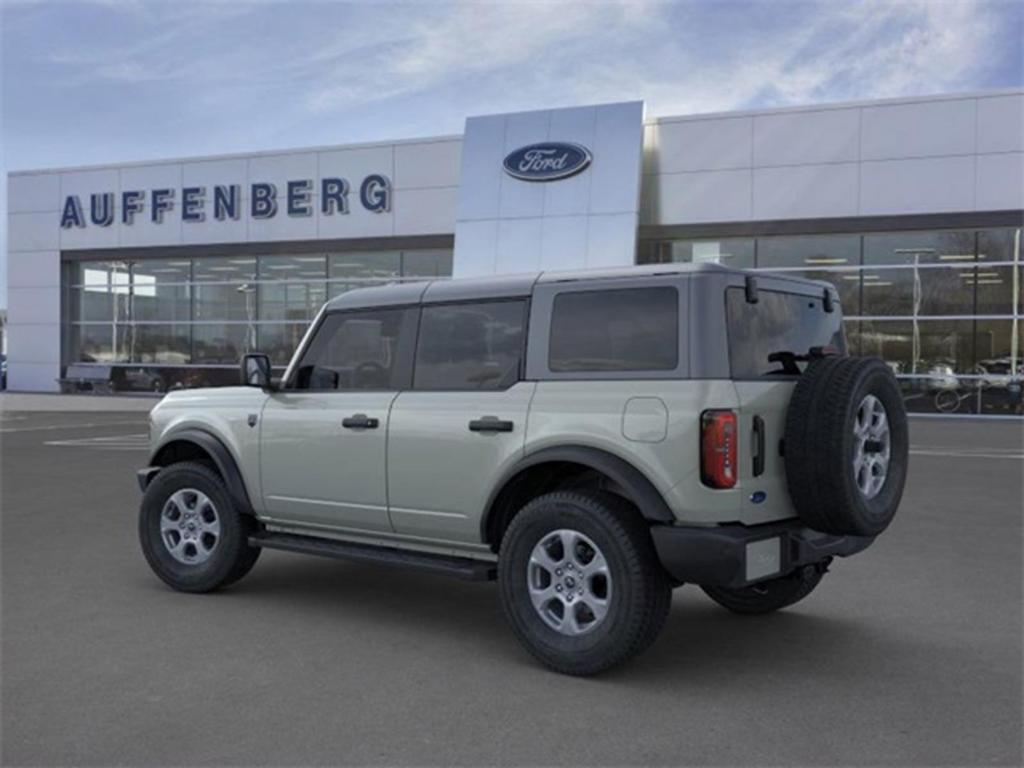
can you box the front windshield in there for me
[726,287,845,377]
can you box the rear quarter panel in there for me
[525,380,748,524]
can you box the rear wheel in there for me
[498,491,671,676]
[701,563,826,615]
[139,461,260,593]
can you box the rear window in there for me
[726,287,846,377]
[414,300,526,390]
[549,287,678,372]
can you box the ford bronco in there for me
[138,264,908,675]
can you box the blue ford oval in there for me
[503,142,592,182]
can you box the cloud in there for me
[295,0,1019,118]
[303,1,660,112]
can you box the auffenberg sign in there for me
[59,174,392,229]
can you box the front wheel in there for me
[498,491,671,676]
[139,461,260,593]
[701,563,826,615]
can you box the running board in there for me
[248,532,497,581]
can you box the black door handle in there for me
[752,415,765,477]
[342,413,379,430]
[468,417,514,433]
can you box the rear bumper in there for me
[650,519,874,589]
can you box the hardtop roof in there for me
[323,261,832,312]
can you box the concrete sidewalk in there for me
[0,392,159,412]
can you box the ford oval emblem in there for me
[503,142,592,182]
[750,491,767,504]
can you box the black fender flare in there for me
[481,445,676,542]
[144,429,254,515]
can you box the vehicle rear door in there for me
[725,277,846,522]
[386,296,533,545]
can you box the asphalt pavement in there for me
[1,410,1021,766]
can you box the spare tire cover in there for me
[784,356,908,536]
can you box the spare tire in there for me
[784,356,908,536]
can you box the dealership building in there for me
[5,89,1022,414]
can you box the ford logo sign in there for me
[503,142,592,182]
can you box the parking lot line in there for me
[0,420,146,434]
[44,433,149,450]
[910,447,1024,460]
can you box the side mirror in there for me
[240,353,274,390]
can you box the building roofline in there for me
[647,87,1024,125]
[10,87,1021,177]
[7,133,464,177]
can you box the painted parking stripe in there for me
[910,448,1024,460]
[44,433,149,450]
[0,420,146,434]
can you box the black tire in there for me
[785,356,909,536]
[498,491,671,676]
[701,564,826,615]
[139,461,260,593]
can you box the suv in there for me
[138,264,908,675]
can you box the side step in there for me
[249,532,497,581]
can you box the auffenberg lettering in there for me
[59,174,391,227]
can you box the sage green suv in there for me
[138,264,908,675]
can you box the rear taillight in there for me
[701,410,737,489]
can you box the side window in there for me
[549,287,678,372]
[292,308,416,391]
[414,300,526,390]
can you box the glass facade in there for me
[62,249,453,392]
[640,227,1023,415]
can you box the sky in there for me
[1,0,1022,306]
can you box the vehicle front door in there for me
[259,307,417,533]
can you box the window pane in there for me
[192,256,257,281]
[132,259,191,283]
[194,283,256,321]
[67,286,130,322]
[327,252,401,299]
[977,227,1021,263]
[329,251,401,281]
[900,377,982,415]
[726,288,846,377]
[652,239,755,269]
[260,254,325,281]
[71,260,131,288]
[844,320,861,356]
[860,267,975,316]
[259,323,309,366]
[972,265,1017,315]
[863,230,975,265]
[415,301,525,389]
[192,324,255,364]
[296,309,415,390]
[756,234,860,269]
[131,324,191,365]
[859,319,974,375]
[259,281,326,321]
[636,239,668,265]
[132,260,190,322]
[549,288,677,373]
[977,319,1024,415]
[402,249,453,279]
[69,324,130,363]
